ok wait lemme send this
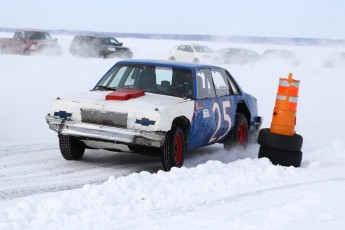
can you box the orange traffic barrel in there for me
[270,73,300,136]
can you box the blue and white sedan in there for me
[46,59,262,171]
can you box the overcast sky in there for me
[1,0,344,39]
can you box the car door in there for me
[189,68,238,149]
[174,45,185,61]
[183,45,195,62]
[11,31,25,54]
[175,45,194,62]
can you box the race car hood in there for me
[49,90,194,132]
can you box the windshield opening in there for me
[27,31,52,40]
[96,64,193,99]
[99,38,120,46]
[193,46,213,53]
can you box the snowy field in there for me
[0,32,345,229]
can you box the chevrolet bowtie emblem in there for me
[54,110,72,119]
[135,118,155,126]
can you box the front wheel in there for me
[160,127,185,171]
[59,135,85,160]
[224,113,248,150]
[23,49,30,55]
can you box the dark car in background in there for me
[323,52,345,68]
[69,35,133,59]
[261,49,300,66]
[217,48,260,64]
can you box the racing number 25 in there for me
[209,100,232,143]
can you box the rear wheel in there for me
[224,113,248,150]
[161,127,185,171]
[59,135,85,160]
[0,46,5,54]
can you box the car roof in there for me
[18,29,49,33]
[75,35,113,39]
[117,59,222,70]
[177,43,209,47]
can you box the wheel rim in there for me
[174,133,183,164]
[238,123,247,146]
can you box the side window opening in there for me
[185,46,194,53]
[211,69,230,96]
[222,70,241,95]
[14,31,19,39]
[196,69,216,99]
[177,45,184,51]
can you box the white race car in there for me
[168,44,220,63]
[46,59,262,171]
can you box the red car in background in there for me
[0,29,62,56]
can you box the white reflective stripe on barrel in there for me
[279,79,289,87]
[276,95,286,100]
[289,96,298,103]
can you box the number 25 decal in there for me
[208,100,232,143]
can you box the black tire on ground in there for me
[100,51,108,59]
[224,113,248,150]
[59,135,85,160]
[23,49,30,55]
[258,128,303,152]
[160,127,185,171]
[258,146,302,167]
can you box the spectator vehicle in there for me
[168,44,220,63]
[0,29,62,56]
[46,59,262,171]
[69,35,133,59]
[262,49,300,66]
[323,52,345,68]
[217,48,261,64]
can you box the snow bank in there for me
[1,143,345,229]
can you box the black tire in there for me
[258,146,302,167]
[59,135,85,160]
[23,49,30,55]
[160,127,185,171]
[258,128,303,151]
[99,51,108,59]
[224,113,248,150]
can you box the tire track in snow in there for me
[0,144,162,201]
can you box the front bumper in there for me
[46,115,166,148]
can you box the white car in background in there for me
[168,44,220,63]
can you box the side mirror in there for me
[119,42,123,46]
[54,38,58,42]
